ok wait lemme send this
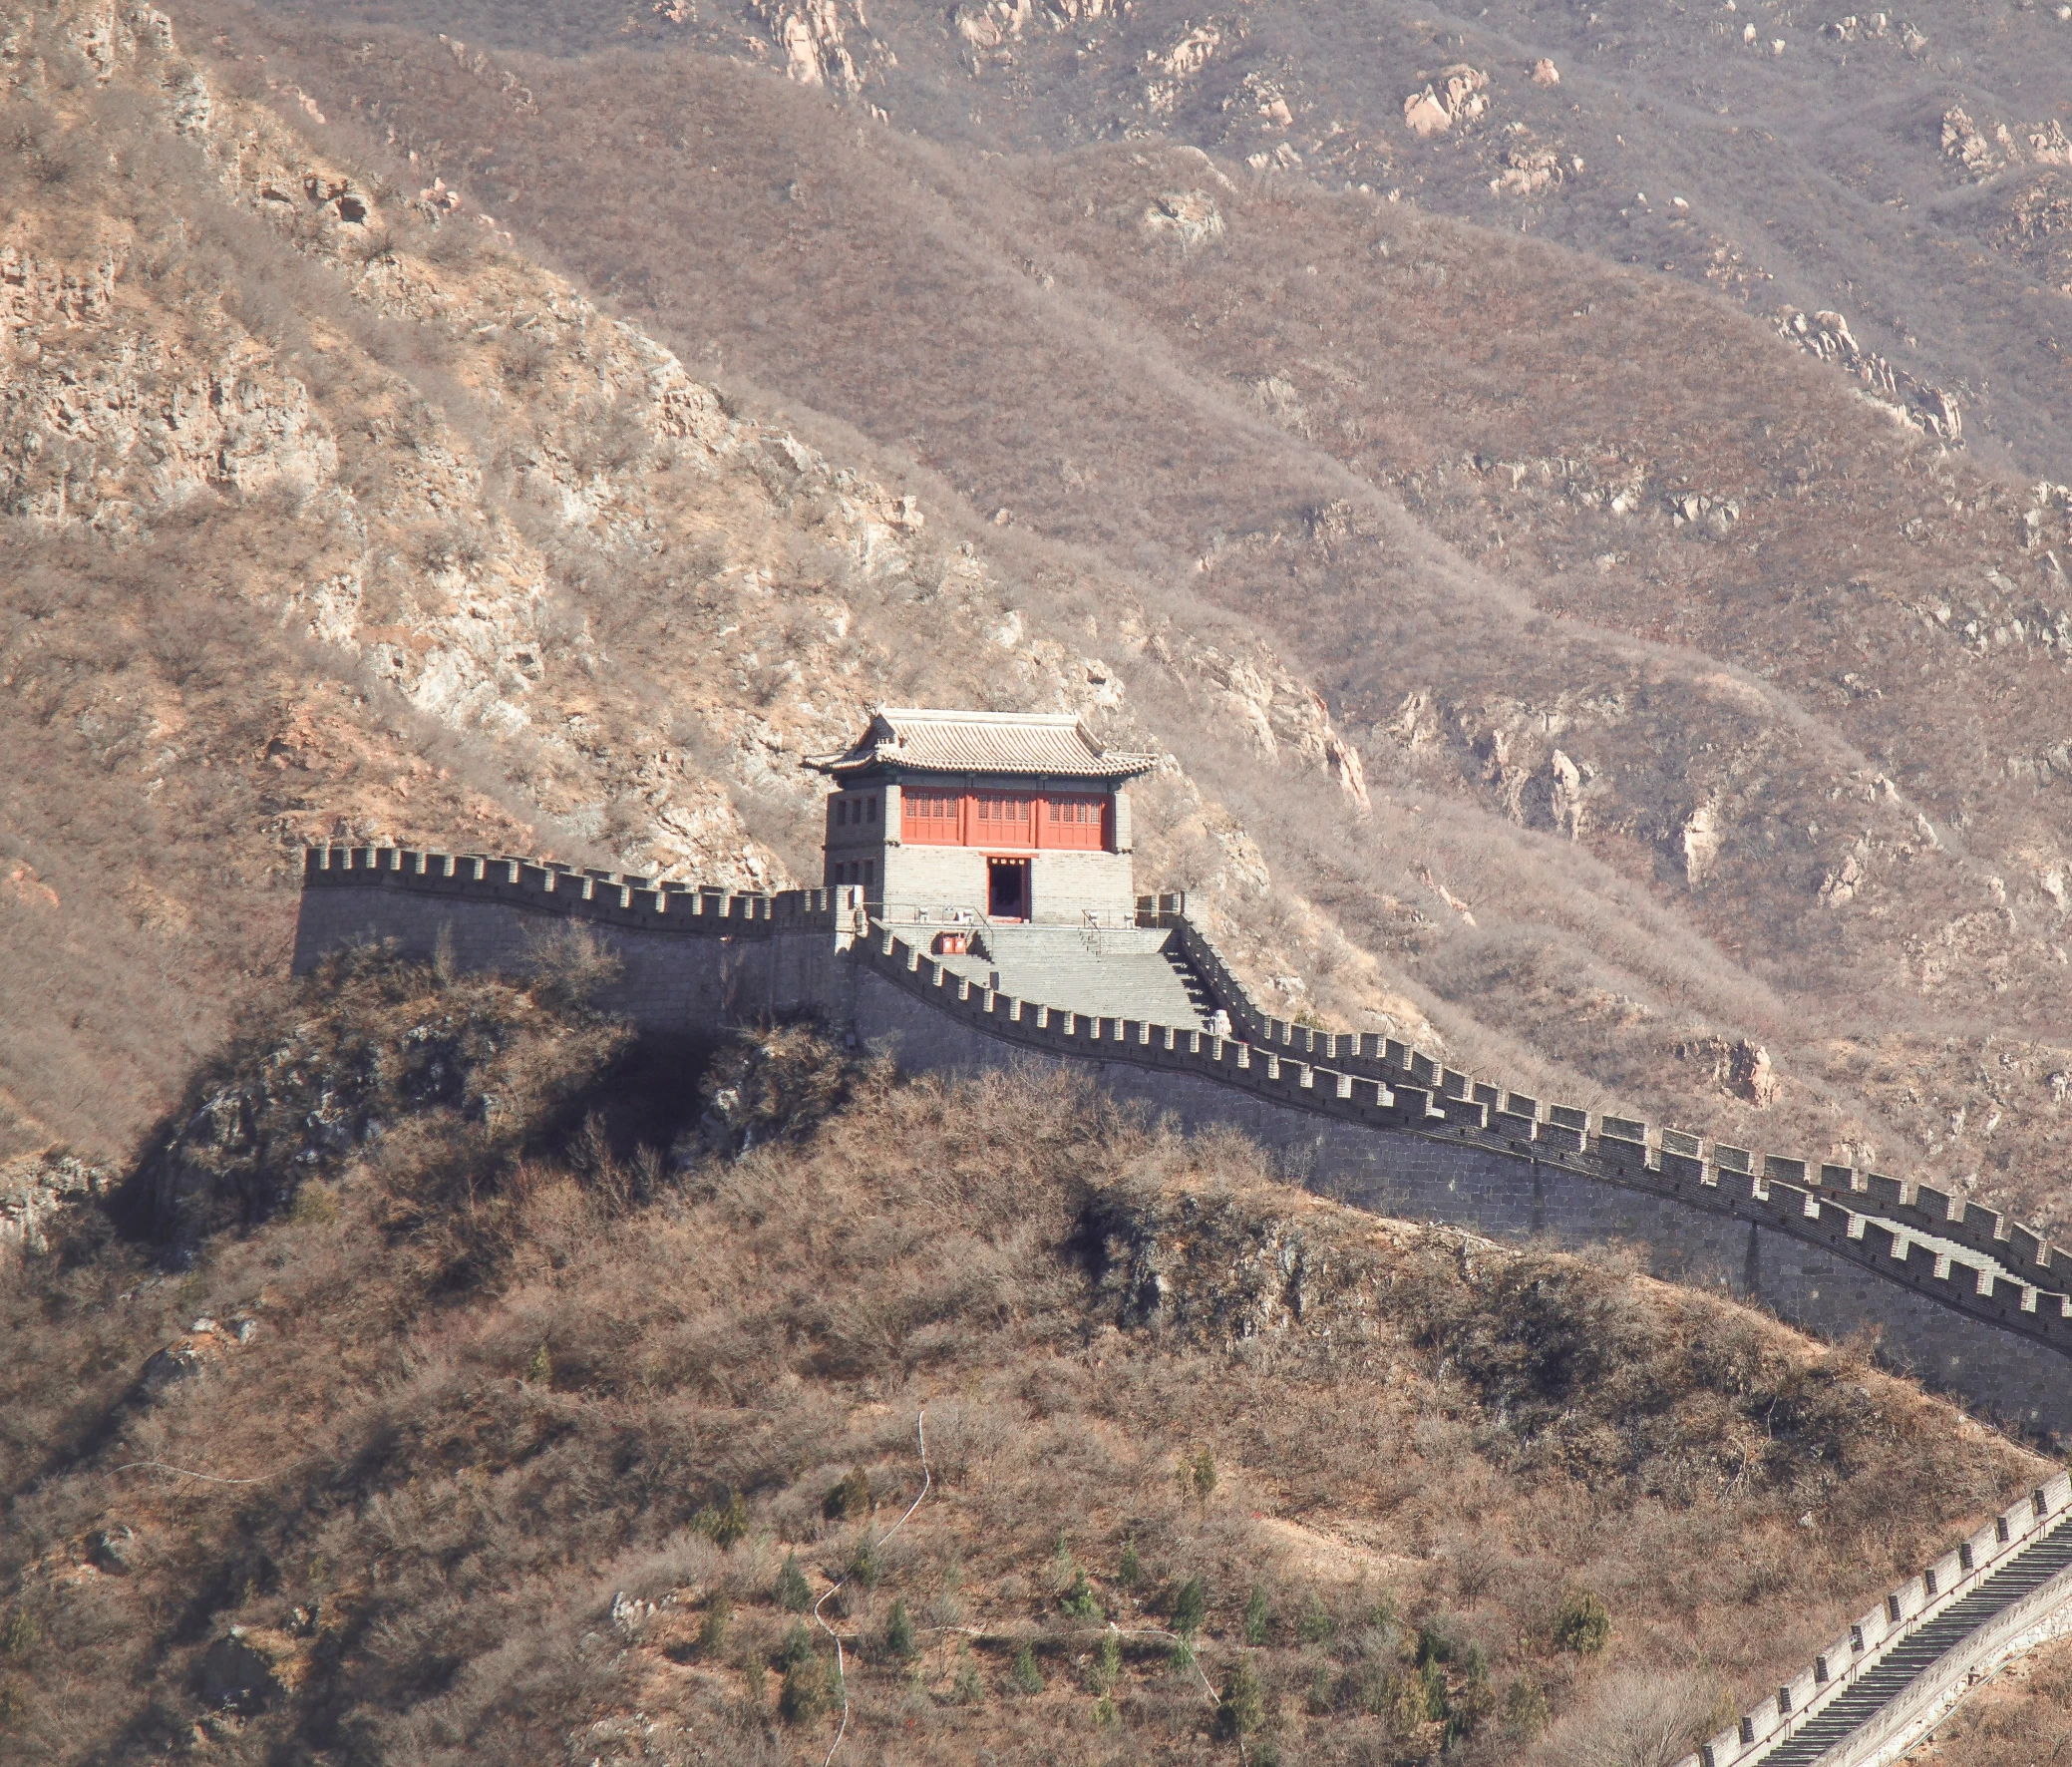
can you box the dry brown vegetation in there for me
[142,0,2072,1244]
[1896,1627,2072,1767]
[0,954,2050,1764]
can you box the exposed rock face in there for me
[199,1627,300,1711]
[1681,802,1722,885]
[1941,107,2072,181]
[1821,851,1868,907]
[0,1150,106,1257]
[1731,1039,1782,1109]
[1490,142,1571,197]
[748,0,880,92]
[1402,65,1489,139]
[1778,308,1961,443]
[1144,188,1224,248]
[140,1318,236,1398]
[1549,748,1585,840]
[88,1526,139,1576]
[1155,640,1370,813]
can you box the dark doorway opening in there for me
[987,857,1030,920]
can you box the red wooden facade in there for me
[899,787,1110,851]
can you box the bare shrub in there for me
[1543,1670,1715,1767]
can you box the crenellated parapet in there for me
[300,844,851,934]
[300,851,2072,1363]
[858,916,2072,1362]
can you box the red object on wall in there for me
[902,787,964,844]
[1045,793,1106,851]
[902,788,1109,850]
[932,931,969,954]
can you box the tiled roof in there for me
[810,708,1159,779]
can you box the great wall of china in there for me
[295,844,2072,1767]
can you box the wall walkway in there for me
[296,846,2072,1436]
[296,847,2072,1767]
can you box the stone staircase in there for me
[924,923,1218,1031]
[1706,1492,2072,1767]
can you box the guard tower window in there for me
[865,796,877,822]
[1047,794,1106,851]
[837,799,849,826]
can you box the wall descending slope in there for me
[296,847,2072,1437]
[1684,1472,2072,1767]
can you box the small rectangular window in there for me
[863,860,875,884]
[866,796,877,823]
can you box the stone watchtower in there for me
[809,708,1157,927]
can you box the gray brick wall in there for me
[294,849,2072,1439]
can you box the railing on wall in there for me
[1683,1472,2072,1767]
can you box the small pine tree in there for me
[1553,1589,1611,1655]
[1171,1575,1208,1639]
[952,1649,986,1706]
[741,1658,767,1714]
[1117,1538,1142,1591]
[1503,1675,1551,1737]
[780,1653,832,1725]
[1295,1592,1336,1645]
[1217,1655,1266,1738]
[824,1467,872,1522]
[1061,1569,1101,1620]
[698,1590,731,1653]
[1243,1584,1271,1646]
[1165,1637,1197,1677]
[848,1538,880,1590]
[781,1620,818,1668]
[0,1608,38,1659]
[776,1550,811,1612]
[708,1488,749,1551]
[883,1598,916,1662]
[524,1341,552,1386]
[1010,1642,1044,1695]
[1092,1693,1119,1728]
[1192,1447,1217,1504]
[1084,1630,1121,1695]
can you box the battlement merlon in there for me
[298,845,866,943]
[297,846,2072,1327]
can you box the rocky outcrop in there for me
[1778,308,1962,443]
[1143,189,1224,248]
[0,1149,107,1257]
[1941,108,2072,181]
[1681,802,1723,885]
[1148,638,1370,814]
[1402,66,1489,139]
[747,0,882,93]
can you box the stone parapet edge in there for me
[1137,896,2071,1308]
[1682,1472,2072,1767]
[300,844,853,935]
[851,918,2072,1359]
[298,851,2072,1348]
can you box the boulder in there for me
[88,1525,138,1576]
[199,1629,287,1711]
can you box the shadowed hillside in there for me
[0,955,2047,1764]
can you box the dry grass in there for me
[0,958,2048,1765]
[154,3,2072,1245]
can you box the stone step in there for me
[1757,1519,2072,1765]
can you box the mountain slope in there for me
[0,961,2046,1765]
[149,1,2072,1239]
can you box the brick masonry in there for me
[295,848,2072,1440]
